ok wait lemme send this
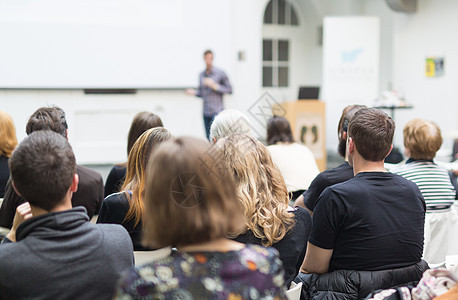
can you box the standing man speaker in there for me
[187,50,232,139]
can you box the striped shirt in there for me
[196,67,232,116]
[393,159,456,212]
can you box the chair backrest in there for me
[286,281,302,300]
[134,247,172,266]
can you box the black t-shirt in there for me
[310,172,425,272]
[0,156,9,198]
[302,162,354,211]
[104,165,127,197]
[97,191,151,251]
[234,207,312,287]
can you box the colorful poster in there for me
[426,57,444,77]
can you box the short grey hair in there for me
[210,109,252,142]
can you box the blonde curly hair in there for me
[217,133,294,246]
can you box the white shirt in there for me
[268,143,320,192]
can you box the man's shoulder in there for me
[94,222,130,237]
[101,192,130,212]
[292,206,312,223]
[77,165,103,183]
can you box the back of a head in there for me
[9,131,76,211]
[403,118,442,160]
[122,127,173,226]
[127,112,163,156]
[26,107,68,138]
[337,104,367,157]
[348,108,395,162]
[210,109,252,142]
[142,137,243,248]
[267,115,294,145]
[0,110,18,157]
[216,133,293,246]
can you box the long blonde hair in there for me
[122,127,172,226]
[0,110,18,157]
[217,133,294,246]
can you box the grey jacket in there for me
[0,207,134,300]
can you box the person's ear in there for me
[70,173,79,193]
[11,181,22,197]
[386,144,394,158]
[212,137,217,144]
[347,137,355,154]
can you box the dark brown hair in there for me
[337,104,367,157]
[127,112,163,156]
[26,107,68,138]
[403,118,442,160]
[9,131,76,211]
[348,108,395,162]
[203,49,213,57]
[142,137,243,248]
[267,115,294,145]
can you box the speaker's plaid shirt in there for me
[196,67,232,116]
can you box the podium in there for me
[275,100,326,171]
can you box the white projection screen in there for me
[0,0,232,88]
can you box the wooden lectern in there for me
[274,100,326,171]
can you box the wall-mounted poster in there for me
[426,57,444,77]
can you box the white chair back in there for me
[286,281,302,300]
[134,247,172,266]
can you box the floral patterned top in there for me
[114,244,287,299]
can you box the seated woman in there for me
[114,137,287,299]
[0,110,18,198]
[97,127,172,250]
[267,115,320,200]
[393,118,458,265]
[104,111,163,197]
[217,133,312,288]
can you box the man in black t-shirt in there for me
[300,108,425,275]
[294,105,365,212]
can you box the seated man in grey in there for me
[0,131,133,300]
[296,108,428,299]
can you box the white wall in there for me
[0,0,268,165]
[0,90,206,164]
[3,0,457,165]
[390,0,458,153]
[0,0,234,89]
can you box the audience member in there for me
[104,111,163,197]
[209,108,252,143]
[294,104,366,212]
[97,127,172,250]
[393,118,458,264]
[296,108,428,299]
[218,133,311,288]
[0,110,17,198]
[0,107,104,227]
[267,115,319,200]
[114,137,287,299]
[0,131,133,299]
